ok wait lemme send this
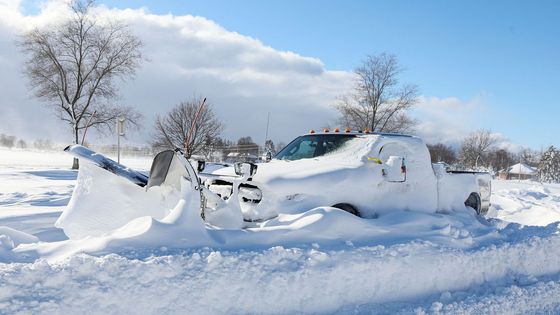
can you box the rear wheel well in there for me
[465,192,481,215]
[332,203,361,217]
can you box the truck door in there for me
[378,143,407,183]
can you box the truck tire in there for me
[332,203,361,217]
[465,193,481,215]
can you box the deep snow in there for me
[1,147,560,314]
[488,179,560,226]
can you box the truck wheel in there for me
[465,193,481,215]
[332,203,361,217]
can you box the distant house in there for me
[499,163,537,180]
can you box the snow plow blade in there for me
[146,149,180,190]
[64,144,149,187]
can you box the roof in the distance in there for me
[508,163,537,175]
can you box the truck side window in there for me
[379,143,408,163]
[379,143,409,182]
[290,140,317,160]
[276,134,355,161]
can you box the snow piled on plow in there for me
[55,164,170,239]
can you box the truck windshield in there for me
[275,134,356,161]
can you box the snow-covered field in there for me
[1,147,560,314]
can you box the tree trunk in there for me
[370,109,376,132]
[72,125,79,170]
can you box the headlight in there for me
[238,185,262,202]
[197,160,206,172]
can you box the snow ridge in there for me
[1,227,560,314]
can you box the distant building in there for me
[222,142,260,163]
[225,152,259,163]
[498,163,537,180]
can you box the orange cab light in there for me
[309,129,316,134]
[323,128,330,133]
[364,128,370,133]
[344,128,351,133]
[334,128,340,132]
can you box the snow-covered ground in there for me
[1,147,560,314]
[489,179,560,226]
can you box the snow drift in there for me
[4,224,560,314]
[19,156,499,262]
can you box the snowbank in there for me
[21,158,547,264]
[2,224,560,314]
[0,226,38,247]
[0,147,152,171]
[488,180,560,226]
[0,226,38,262]
[21,159,499,261]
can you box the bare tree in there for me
[152,97,224,158]
[0,134,16,148]
[18,0,143,169]
[427,143,457,164]
[17,139,27,149]
[276,142,287,152]
[459,129,498,169]
[335,53,419,133]
[487,148,516,171]
[518,147,541,167]
[34,139,54,150]
[237,137,256,146]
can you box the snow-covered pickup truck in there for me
[62,131,491,233]
[199,131,491,226]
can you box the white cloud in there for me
[411,96,484,145]
[412,95,521,152]
[0,1,354,145]
[0,1,523,153]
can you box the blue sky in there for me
[96,0,559,149]
[14,0,560,149]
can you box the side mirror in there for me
[382,156,406,182]
[432,162,447,177]
[234,162,258,178]
[265,151,272,163]
[197,160,206,173]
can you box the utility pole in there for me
[117,116,125,164]
[184,98,206,158]
[519,155,522,182]
[264,112,270,153]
